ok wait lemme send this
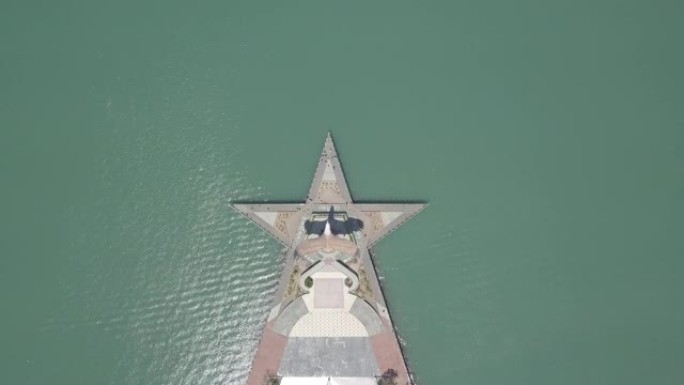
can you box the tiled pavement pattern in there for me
[289,311,368,337]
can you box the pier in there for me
[233,133,426,385]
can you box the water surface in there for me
[2,1,683,384]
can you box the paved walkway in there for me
[279,337,379,377]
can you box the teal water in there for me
[2,1,683,384]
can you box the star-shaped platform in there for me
[233,133,425,385]
[233,133,425,248]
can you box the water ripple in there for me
[49,122,283,385]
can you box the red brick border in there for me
[371,321,411,385]
[246,323,288,385]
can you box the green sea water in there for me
[2,1,683,384]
